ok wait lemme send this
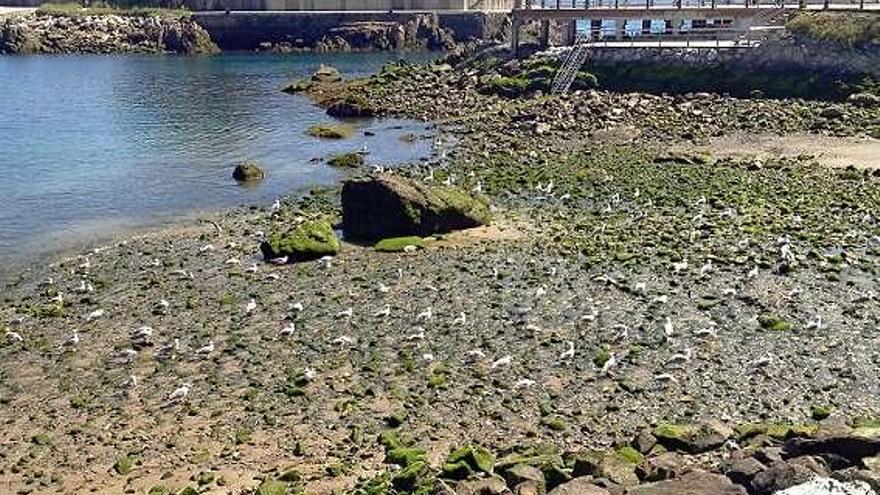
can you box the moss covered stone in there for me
[232,161,264,182]
[260,220,341,262]
[811,405,833,420]
[758,314,792,332]
[307,123,354,139]
[374,236,425,252]
[443,445,495,478]
[483,76,531,98]
[327,152,365,168]
[342,174,491,240]
[653,422,732,454]
[257,479,290,495]
[386,446,427,467]
[114,455,135,475]
[391,461,428,492]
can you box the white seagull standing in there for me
[166,383,191,403]
[5,331,23,343]
[195,341,215,355]
[491,355,512,369]
[245,299,257,315]
[559,341,575,360]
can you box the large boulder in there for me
[232,161,264,182]
[341,174,491,240]
[848,93,880,108]
[783,436,880,463]
[653,421,733,454]
[626,470,747,495]
[546,478,610,495]
[260,220,341,262]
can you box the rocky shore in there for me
[0,10,217,54]
[2,41,880,495]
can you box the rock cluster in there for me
[0,12,217,54]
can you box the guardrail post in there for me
[822,0,828,8]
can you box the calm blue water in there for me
[0,53,436,270]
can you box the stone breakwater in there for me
[0,13,218,54]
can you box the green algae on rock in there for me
[327,152,365,168]
[342,174,491,240]
[307,123,355,140]
[374,236,425,252]
[260,220,341,262]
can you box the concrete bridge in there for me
[511,0,880,51]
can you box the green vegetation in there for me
[787,12,880,47]
[374,236,424,252]
[442,445,495,479]
[327,152,365,168]
[307,123,355,139]
[114,455,135,475]
[36,2,188,18]
[758,314,792,332]
[261,220,341,262]
[593,348,611,368]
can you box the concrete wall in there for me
[0,0,516,10]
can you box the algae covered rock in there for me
[374,236,424,252]
[327,152,364,168]
[260,220,341,262]
[653,421,733,454]
[342,174,491,240]
[308,123,355,139]
[327,94,375,118]
[232,161,265,182]
[442,445,495,480]
[282,79,312,94]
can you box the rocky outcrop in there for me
[0,13,217,54]
[341,174,491,240]
[232,161,264,182]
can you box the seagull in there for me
[669,348,692,364]
[780,244,795,264]
[76,280,94,293]
[805,316,824,330]
[280,323,296,337]
[751,355,773,369]
[633,282,647,296]
[612,324,630,341]
[662,317,674,339]
[721,287,737,297]
[695,323,718,338]
[333,335,353,346]
[581,308,599,322]
[155,339,180,360]
[271,198,281,213]
[195,341,215,355]
[377,283,390,294]
[131,326,153,339]
[115,348,138,364]
[473,181,483,194]
[166,383,191,402]
[337,307,353,319]
[424,167,435,182]
[699,261,714,277]
[601,352,618,375]
[403,244,418,253]
[374,305,391,318]
[224,258,241,265]
[452,312,466,326]
[5,331,23,343]
[651,295,669,305]
[559,341,575,360]
[86,309,105,322]
[422,353,434,362]
[303,367,317,380]
[269,256,289,265]
[416,307,433,322]
[122,375,138,390]
[290,301,304,313]
[654,373,678,383]
[406,328,426,340]
[318,255,334,269]
[50,292,64,304]
[491,355,512,369]
[245,263,259,274]
[535,286,547,298]
[513,378,536,389]
[466,349,486,361]
[672,260,688,273]
[245,299,257,315]
[199,244,215,253]
[9,316,25,326]
[62,330,79,350]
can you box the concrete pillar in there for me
[511,16,521,55]
[540,19,550,47]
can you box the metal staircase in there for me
[551,30,593,95]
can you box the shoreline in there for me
[1,44,880,495]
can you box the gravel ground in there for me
[1,57,880,494]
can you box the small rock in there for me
[626,470,747,495]
[312,64,342,83]
[721,457,766,488]
[751,458,828,495]
[546,477,610,495]
[455,475,510,495]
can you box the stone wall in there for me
[0,0,516,10]
[192,10,508,50]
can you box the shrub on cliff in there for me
[482,76,531,98]
[787,12,880,47]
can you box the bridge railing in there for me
[574,25,780,45]
[522,0,878,9]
